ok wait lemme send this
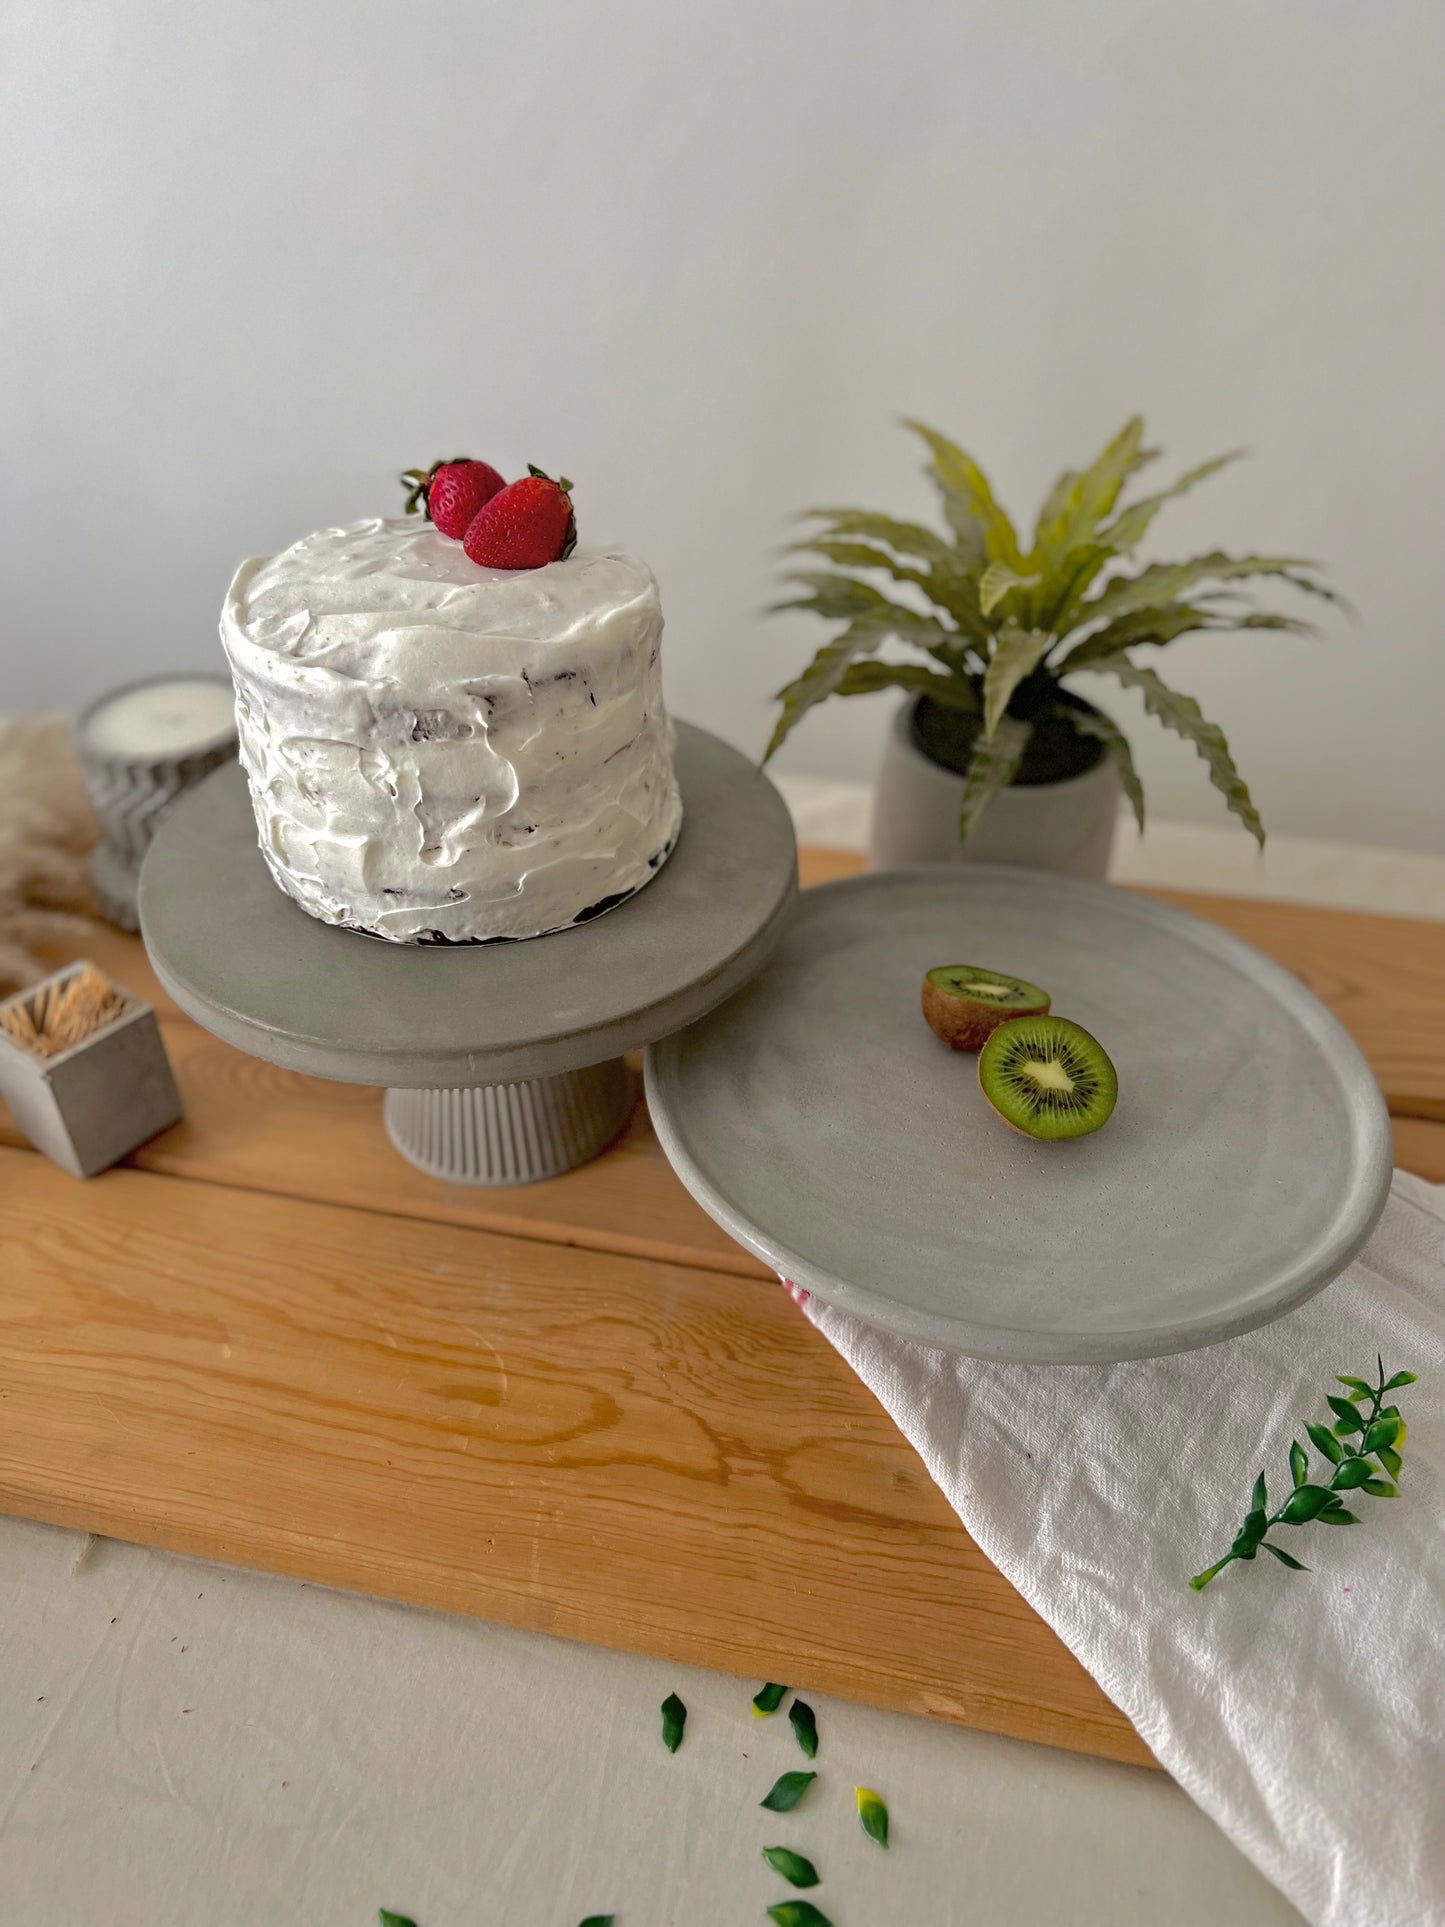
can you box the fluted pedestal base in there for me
[383,1059,635,1186]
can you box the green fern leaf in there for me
[802,509,954,566]
[764,614,895,761]
[834,660,980,713]
[1057,602,1224,672]
[1096,451,1246,555]
[1059,604,1317,673]
[772,572,961,653]
[1031,416,1155,570]
[922,568,993,648]
[1030,419,1161,627]
[786,538,990,649]
[1031,468,1079,551]
[978,561,1043,618]
[1081,653,1265,845]
[903,419,1022,567]
[982,627,1051,738]
[786,538,936,593]
[1041,542,1116,635]
[1069,706,1145,831]
[959,716,1031,843]
[1076,553,1333,632]
[769,571,895,622]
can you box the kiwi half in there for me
[921,964,1051,1052]
[977,1014,1118,1141]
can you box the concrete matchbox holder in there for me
[0,963,182,1178]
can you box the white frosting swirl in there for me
[219,518,683,941]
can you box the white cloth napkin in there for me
[788,1171,1445,1927]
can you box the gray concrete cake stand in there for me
[138,722,797,1185]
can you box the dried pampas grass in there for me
[0,713,100,995]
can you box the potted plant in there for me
[765,418,1337,876]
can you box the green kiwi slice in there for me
[921,964,1051,1052]
[977,1014,1118,1141]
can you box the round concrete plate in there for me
[139,722,797,1087]
[646,866,1394,1363]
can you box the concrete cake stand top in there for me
[139,721,797,1088]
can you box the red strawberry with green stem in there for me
[463,466,576,570]
[400,458,506,539]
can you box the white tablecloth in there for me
[0,1518,1299,1926]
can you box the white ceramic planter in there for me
[869,697,1121,878]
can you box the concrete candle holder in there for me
[75,674,238,931]
[0,962,182,1178]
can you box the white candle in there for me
[81,677,236,760]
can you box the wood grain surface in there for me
[0,847,1439,1773]
[0,1146,1147,1765]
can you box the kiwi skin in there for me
[921,964,1051,1053]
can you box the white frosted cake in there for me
[219,517,683,942]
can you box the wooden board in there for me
[0,1145,1145,1766]
[0,849,1440,1773]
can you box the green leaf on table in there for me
[1262,1543,1309,1571]
[760,1771,817,1813]
[766,1902,834,1927]
[1376,1445,1404,1481]
[762,1846,820,1888]
[752,1682,789,1716]
[1330,1458,1374,1491]
[788,1698,819,1759]
[379,1912,418,1926]
[1250,1471,1268,1516]
[1327,1395,1365,1432]
[1305,1421,1345,1465]
[1288,1441,1309,1489]
[856,1785,890,1848]
[1318,1508,1361,1525]
[578,1917,615,1926]
[1363,1414,1404,1455]
[1336,1376,1373,1394]
[1383,1371,1418,1391]
[1279,1484,1336,1523]
[1361,1479,1398,1498]
[661,1691,687,1753]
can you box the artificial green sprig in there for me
[1190,1357,1417,1590]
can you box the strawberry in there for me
[399,458,506,538]
[463,466,576,570]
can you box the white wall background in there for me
[4,0,1442,851]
